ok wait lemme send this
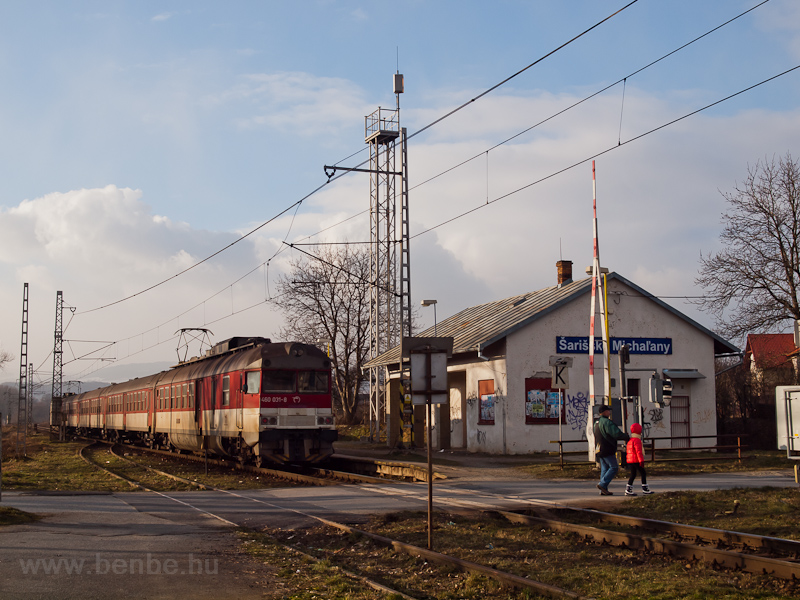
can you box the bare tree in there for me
[0,349,12,370]
[273,245,370,424]
[696,153,800,341]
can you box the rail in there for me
[549,433,749,470]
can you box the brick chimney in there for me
[557,260,573,287]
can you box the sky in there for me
[0,0,799,390]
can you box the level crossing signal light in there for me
[650,374,673,408]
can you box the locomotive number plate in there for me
[262,395,302,404]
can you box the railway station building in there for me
[367,261,739,455]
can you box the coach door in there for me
[193,381,201,434]
[235,373,243,430]
[670,396,690,449]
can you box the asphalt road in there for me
[0,467,796,599]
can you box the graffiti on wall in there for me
[648,407,663,425]
[565,391,589,432]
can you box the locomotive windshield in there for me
[298,370,329,393]
[263,370,295,392]
[262,369,330,393]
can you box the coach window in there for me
[188,383,195,409]
[263,370,295,392]
[222,376,230,406]
[298,371,329,393]
[171,386,176,409]
[245,371,260,395]
[182,384,188,409]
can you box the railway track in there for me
[79,441,590,600]
[346,477,800,585]
[77,442,593,599]
[77,440,800,595]
[497,505,800,580]
[77,436,403,486]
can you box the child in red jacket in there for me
[626,422,653,496]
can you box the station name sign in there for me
[556,336,672,355]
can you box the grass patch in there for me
[238,530,385,599]
[610,487,800,539]
[2,433,134,492]
[250,492,800,599]
[120,449,299,490]
[336,424,370,442]
[519,450,796,479]
[1,428,306,492]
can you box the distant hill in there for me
[77,361,174,385]
[1,361,174,392]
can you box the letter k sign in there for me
[551,365,569,389]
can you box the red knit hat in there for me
[630,422,642,434]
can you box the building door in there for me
[670,395,690,448]
[449,371,467,449]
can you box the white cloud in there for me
[209,71,372,136]
[2,84,797,378]
[0,185,284,374]
[151,13,172,22]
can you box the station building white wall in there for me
[439,278,718,454]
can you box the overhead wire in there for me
[72,0,640,317]
[55,1,642,379]
[411,63,800,239]
[408,0,771,193]
[54,1,773,378]
[288,0,773,245]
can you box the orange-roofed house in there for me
[718,333,799,449]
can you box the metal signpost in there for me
[549,356,572,451]
[403,336,453,550]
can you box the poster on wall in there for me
[526,390,546,419]
[480,394,495,423]
[525,377,562,424]
[547,391,561,418]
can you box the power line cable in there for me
[54,1,757,375]
[405,0,640,144]
[290,1,771,246]
[408,0,771,193]
[77,198,308,315]
[72,1,638,317]
[412,63,800,238]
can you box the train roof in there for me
[64,338,329,403]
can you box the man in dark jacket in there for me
[593,404,629,495]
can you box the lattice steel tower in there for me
[366,74,412,441]
[16,283,29,457]
[51,290,64,439]
[27,363,33,428]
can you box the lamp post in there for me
[421,299,438,336]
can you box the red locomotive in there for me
[55,337,337,465]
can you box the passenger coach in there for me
[57,337,337,465]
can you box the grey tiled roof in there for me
[365,273,738,369]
